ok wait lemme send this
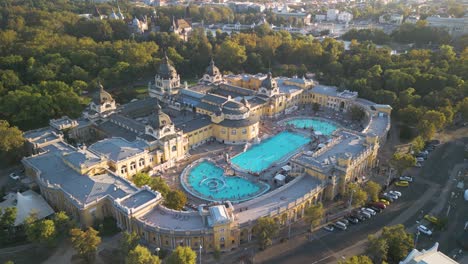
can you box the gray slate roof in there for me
[88,138,147,162]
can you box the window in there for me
[139,158,145,167]
[242,128,247,134]
[172,146,177,152]
[130,162,136,170]
[231,129,236,135]
[120,165,127,174]
[221,128,226,134]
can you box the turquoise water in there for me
[231,131,310,173]
[186,161,266,202]
[286,118,337,136]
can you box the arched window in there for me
[139,158,145,167]
[120,165,127,174]
[130,162,136,170]
[172,146,177,152]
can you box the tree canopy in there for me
[166,246,197,264]
[253,217,279,249]
[304,202,324,229]
[69,227,102,263]
[126,245,161,264]
[391,153,416,176]
[366,225,414,263]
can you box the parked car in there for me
[416,157,425,162]
[324,225,334,232]
[380,194,394,202]
[389,190,402,197]
[424,214,439,224]
[334,221,347,230]
[9,173,20,180]
[399,176,413,182]
[339,219,349,226]
[379,199,391,206]
[395,181,409,187]
[415,162,422,168]
[347,216,359,224]
[352,213,366,221]
[383,192,399,200]
[417,225,432,235]
[370,202,386,209]
[358,211,372,219]
[370,206,382,213]
[362,207,376,216]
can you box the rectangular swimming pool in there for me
[230,131,310,173]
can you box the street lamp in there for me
[199,244,202,264]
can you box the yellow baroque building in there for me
[21,56,391,254]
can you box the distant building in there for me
[273,5,311,25]
[109,6,125,20]
[400,242,458,264]
[327,9,339,21]
[315,14,326,22]
[426,16,468,37]
[405,15,420,24]
[131,16,149,34]
[379,13,404,25]
[170,17,192,41]
[337,11,353,23]
[227,2,266,13]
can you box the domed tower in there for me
[148,53,181,99]
[258,72,279,97]
[89,83,116,115]
[145,102,176,140]
[200,58,223,85]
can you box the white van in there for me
[334,221,347,230]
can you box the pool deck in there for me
[235,175,323,224]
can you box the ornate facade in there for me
[21,56,391,254]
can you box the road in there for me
[256,138,467,264]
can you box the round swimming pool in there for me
[285,118,338,136]
[182,161,269,203]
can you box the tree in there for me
[304,202,324,229]
[349,106,366,121]
[411,136,425,153]
[215,40,247,72]
[133,172,152,187]
[366,225,413,263]
[366,234,388,263]
[391,153,416,176]
[126,245,161,264]
[52,211,71,233]
[339,255,373,264]
[166,246,197,264]
[0,207,17,244]
[345,183,368,207]
[164,190,187,210]
[69,227,101,263]
[421,110,446,130]
[417,120,436,141]
[364,181,381,202]
[457,97,468,121]
[253,217,279,250]
[150,177,170,197]
[312,102,320,112]
[213,246,221,261]
[24,213,56,245]
[0,120,24,160]
[121,231,140,255]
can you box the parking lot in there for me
[265,138,467,264]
